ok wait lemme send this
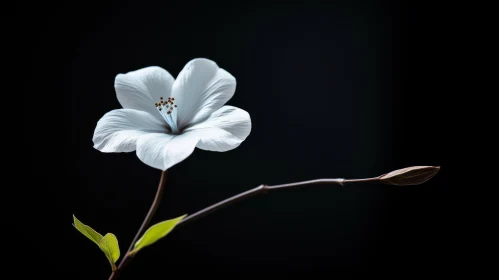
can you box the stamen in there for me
[155,97,179,134]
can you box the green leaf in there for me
[73,214,103,245]
[72,215,120,271]
[99,233,120,271]
[130,214,187,255]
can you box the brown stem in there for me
[109,175,378,279]
[177,177,379,227]
[108,170,168,280]
[107,165,440,279]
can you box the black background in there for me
[26,0,459,278]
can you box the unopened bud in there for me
[378,166,440,186]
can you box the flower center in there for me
[155,97,180,134]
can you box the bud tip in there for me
[379,165,440,186]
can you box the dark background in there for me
[26,0,459,278]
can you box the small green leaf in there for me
[130,214,187,255]
[99,233,120,271]
[73,214,103,245]
[72,215,120,271]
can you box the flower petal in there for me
[171,58,236,129]
[136,133,200,171]
[93,109,168,153]
[183,106,251,152]
[115,66,175,121]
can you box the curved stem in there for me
[108,174,381,279]
[177,176,380,227]
[108,170,168,280]
[178,185,266,226]
[105,165,440,279]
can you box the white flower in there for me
[92,58,252,171]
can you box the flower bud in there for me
[379,166,440,186]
